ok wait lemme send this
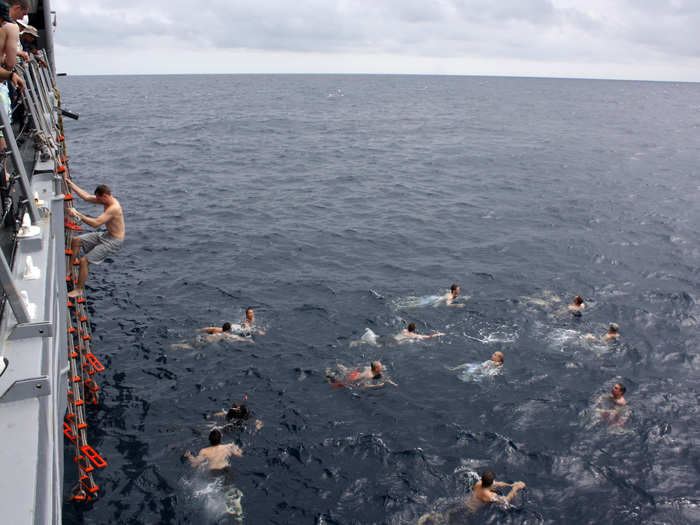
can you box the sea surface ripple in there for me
[59,75,700,524]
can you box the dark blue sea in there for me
[58,75,700,524]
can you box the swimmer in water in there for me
[568,295,586,315]
[603,323,620,340]
[595,383,629,427]
[201,323,254,344]
[184,428,243,473]
[465,471,526,512]
[400,322,445,340]
[596,383,629,426]
[326,361,397,388]
[442,284,464,307]
[210,402,264,431]
[241,307,265,336]
[582,323,620,343]
[449,351,504,379]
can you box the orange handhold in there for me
[78,462,95,473]
[63,422,77,443]
[80,316,88,322]
[67,300,73,307]
[73,375,81,382]
[65,276,72,282]
[57,135,64,141]
[77,298,86,304]
[77,421,87,430]
[69,493,86,502]
[82,334,90,340]
[73,258,80,265]
[64,221,83,231]
[85,353,105,372]
[64,194,73,201]
[61,156,68,163]
[65,249,73,255]
[70,352,78,358]
[57,165,66,173]
[81,445,108,469]
[68,327,76,333]
[86,390,99,405]
[65,412,75,421]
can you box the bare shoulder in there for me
[3,22,18,37]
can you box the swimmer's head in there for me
[574,296,584,306]
[612,383,626,398]
[450,283,460,295]
[609,323,619,333]
[491,351,504,364]
[209,428,222,446]
[222,322,232,332]
[227,403,249,421]
[245,308,254,322]
[481,471,495,487]
[370,361,383,375]
[407,322,416,333]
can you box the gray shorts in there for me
[79,231,123,265]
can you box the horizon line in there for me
[55,72,700,84]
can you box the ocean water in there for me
[58,75,700,524]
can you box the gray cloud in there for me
[53,0,700,78]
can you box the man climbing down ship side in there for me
[66,180,125,298]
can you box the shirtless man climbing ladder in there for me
[66,180,125,298]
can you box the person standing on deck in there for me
[0,1,23,185]
[66,181,125,298]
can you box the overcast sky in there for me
[52,0,700,81]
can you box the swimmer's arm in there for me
[504,482,526,502]
[255,329,266,336]
[428,332,445,338]
[202,327,221,334]
[208,409,227,419]
[227,444,243,457]
[184,450,206,467]
[492,481,512,488]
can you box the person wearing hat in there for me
[20,24,37,48]
[22,26,48,68]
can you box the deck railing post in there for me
[0,95,40,223]
[0,249,31,325]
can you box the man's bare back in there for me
[188,443,242,470]
[466,473,526,512]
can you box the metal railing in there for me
[0,52,57,345]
